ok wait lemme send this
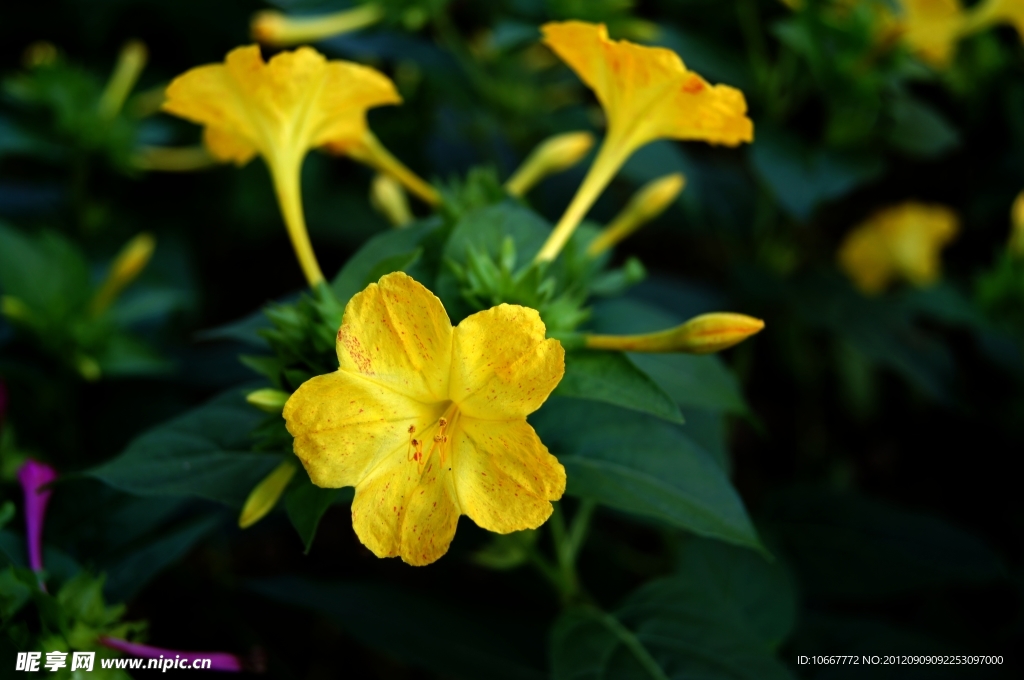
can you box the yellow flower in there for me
[838,202,959,294]
[896,0,966,66]
[962,0,1024,42]
[535,21,752,262]
[163,45,400,286]
[283,272,567,566]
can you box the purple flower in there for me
[98,638,254,673]
[17,459,57,575]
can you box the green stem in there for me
[593,608,670,680]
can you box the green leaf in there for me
[749,127,884,221]
[591,298,747,414]
[102,512,223,601]
[554,350,683,424]
[552,563,796,680]
[284,478,349,554]
[886,92,959,158]
[0,222,90,316]
[331,218,441,302]
[249,576,546,680]
[761,487,1007,598]
[87,388,282,507]
[533,398,762,551]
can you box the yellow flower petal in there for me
[453,418,566,534]
[541,21,753,150]
[337,272,454,404]
[163,45,400,166]
[449,304,565,420]
[351,443,460,566]
[284,370,440,488]
[899,0,965,67]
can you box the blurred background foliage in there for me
[1,0,1023,677]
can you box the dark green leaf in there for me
[886,93,959,158]
[750,127,884,221]
[761,487,1006,598]
[555,350,683,424]
[249,576,546,680]
[533,398,761,551]
[591,298,747,413]
[87,389,281,507]
[284,478,349,554]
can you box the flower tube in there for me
[534,21,752,262]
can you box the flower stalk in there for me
[345,132,440,206]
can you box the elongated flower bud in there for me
[587,173,685,256]
[246,388,291,413]
[238,460,298,529]
[98,40,148,120]
[17,460,57,584]
[90,233,156,316]
[252,4,384,47]
[1010,191,1024,258]
[585,312,765,354]
[370,173,413,227]
[505,131,595,197]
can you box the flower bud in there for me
[246,388,291,413]
[90,232,156,315]
[505,131,595,197]
[587,173,685,256]
[585,312,765,354]
[238,460,298,529]
[98,40,148,120]
[370,173,413,227]
[23,41,58,69]
[1010,191,1024,258]
[252,5,384,47]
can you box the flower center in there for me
[406,401,460,471]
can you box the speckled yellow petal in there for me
[163,44,400,164]
[283,369,440,488]
[449,304,564,420]
[336,272,454,404]
[541,21,753,148]
[453,418,566,534]
[351,445,460,565]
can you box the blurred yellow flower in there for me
[535,21,753,262]
[963,0,1024,41]
[897,0,966,67]
[283,272,566,566]
[1008,191,1024,257]
[839,202,959,294]
[252,5,384,47]
[163,45,400,285]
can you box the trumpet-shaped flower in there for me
[163,45,400,286]
[535,21,752,261]
[839,202,959,294]
[283,272,566,566]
